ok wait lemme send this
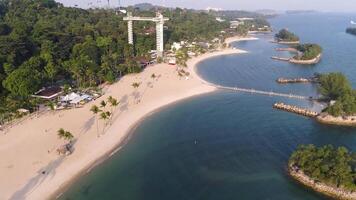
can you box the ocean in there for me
[60,12,356,200]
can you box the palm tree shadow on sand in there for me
[9,139,78,200]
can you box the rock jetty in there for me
[273,102,319,117]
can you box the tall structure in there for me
[123,12,169,57]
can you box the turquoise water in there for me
[60,13,356,200]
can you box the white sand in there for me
[0,37,255,200]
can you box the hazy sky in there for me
[56,0,356,12]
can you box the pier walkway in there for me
[213,84,313,100]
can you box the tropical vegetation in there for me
[318,72,356,117]
[295,44,322,60]
[289,144,356,191]
[275,29,299,42]
[0,0,237,123]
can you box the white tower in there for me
[123,12,169,58]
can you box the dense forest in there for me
[0,0,230,117]
[346,27,356,36]
[289,144,356,191]
[319,73,356,117]
[295,44,322,60]
[275,29,299,42]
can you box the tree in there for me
[319,73,352,100]
[57,128,74,142]
[100,100,107,108]
[132,82,141,89]
[100,111,111,134]
[90,105,101,137]
[275,29,299,42]
[108,96,119,115]
[3,65,42,97]
[289,144,356,191]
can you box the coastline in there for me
[316,113,356,126]
[289,53,322,65]
[0,36,254,200]
[289,167,356,200]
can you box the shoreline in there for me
[316,113,356,127]
[51,37,255,199]
[271,53,322,65]
[0,36,254,200]
[289,53,322,65]
[289,167,356,200]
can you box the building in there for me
[171,42,182,51]
[32,86,63,100]
[216,17,226,22]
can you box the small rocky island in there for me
[346,27,356,36]
[272,29,322,64]
[289,144,356,200]
[317,72,356,126]
[272,43,322,64]
[289,43,322,64]
[274,28,300,44]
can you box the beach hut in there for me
[32,86,63,100]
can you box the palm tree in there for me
[107,96,119,122]
[100,111,110,134]
[90,105,101,137]
[47,101,55,113]
[100,100,107,108]
[57,128,74,142]
[57,128,66,139]
[132,82,140,89]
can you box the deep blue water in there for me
[60,13,356,200]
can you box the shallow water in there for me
[60,13,356,200]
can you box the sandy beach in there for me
[0,36,255,200]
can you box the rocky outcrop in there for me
[289,166,356,200]
[316,113,356,126]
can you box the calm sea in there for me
[60,13,356,200]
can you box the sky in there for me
[56,0,356,12]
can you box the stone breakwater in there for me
[289,166,356,200]
[273,102,319,117]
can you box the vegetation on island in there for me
[318,72,356,117]
[294,44,322,60]
[346,27,356,36]
[275,29,299,42]
[289,144,356,191]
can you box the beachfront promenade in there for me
[213,84,313,100]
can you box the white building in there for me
[171,42,182,51]
[216,17,225,22]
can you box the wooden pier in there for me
[213,85,314,100]
[273,102,319,117]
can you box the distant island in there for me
[285,10,317,14]
[289,144,356,199]
[346,27,356,36]
[274,29,300,44]
[316,73,356,126]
